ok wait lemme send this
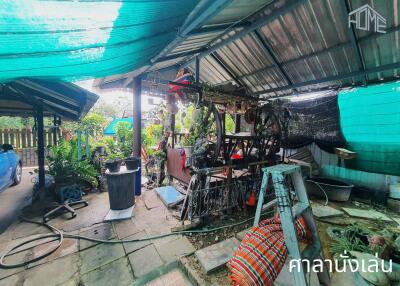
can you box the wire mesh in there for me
[187,173,276,220]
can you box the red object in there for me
[246,191,257,207]
[141,147,147,162]
[180,149,186,170]
[231,153,242,160]
[168,73,193,96]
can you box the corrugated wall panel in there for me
[339,81,400,176]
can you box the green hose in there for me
[0,212,268,269]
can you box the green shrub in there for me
[47,139,98,188]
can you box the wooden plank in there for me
[21,129,27,148]
[27,129,32,147]
[46,129,52,146]
[10,129,15,147]
[33,129,37,147]
[16,129,21,149]
[4,129,9,144]
[48,130,53,146]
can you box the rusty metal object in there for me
[166,148,191,185]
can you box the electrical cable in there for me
[0,211,271,269]
[310,181,329,206]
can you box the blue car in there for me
[0,144,22,192]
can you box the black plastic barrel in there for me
[106,168,138,210]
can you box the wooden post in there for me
[234,102,241,133]
[221,112,226,136]
[27,129,32,147]
[132,76,142,196]
[234,114,240,133]
[36,104,45,189]
[171,114,175,148]
[21,129,26,148]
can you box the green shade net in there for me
[338,81,400,176]
[0,0,197,82]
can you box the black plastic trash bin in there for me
[106,167,138,210]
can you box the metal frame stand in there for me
[43,199,88,223]
[254,164,330,286]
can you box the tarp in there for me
[338,82,400,176]
[278,90,345,153]
[104,117,133,136]
[0,0,197,82]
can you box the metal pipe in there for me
[237,24,400,80]
[189,21,251,36]
[342,0,367,85]
[154,48,206,64]
[85,129,89,160]
[255,61,400,96]
[195,57,200,83]
[254,30,293,86]
[210,53,243,87]
[77,129,82,161]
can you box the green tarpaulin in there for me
[338,82,400,176]
[0,0,197,82]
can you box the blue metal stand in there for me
[135,160,141,196]
[254,164,330,286]
[85,129,89,159]
[77,128,82,160]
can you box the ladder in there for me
[253,164,330,286]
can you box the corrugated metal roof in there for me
[189,56,233,85]
[97,0,400,99]
[0,79,99,120]
[206,0,272,25]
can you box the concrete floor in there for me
[0,188,198,286]
[0,167,35,234]
[0,180,360,286]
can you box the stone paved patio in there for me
[0,185,354,286]
[0,189,197,286]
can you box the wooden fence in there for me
[0,128,59,149]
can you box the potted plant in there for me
[105,153,123,173]
[124,156,140,170]
[47,140,99,193]
[94,146,106,155]
[181,133,196,157]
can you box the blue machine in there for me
[0,144,22,192]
